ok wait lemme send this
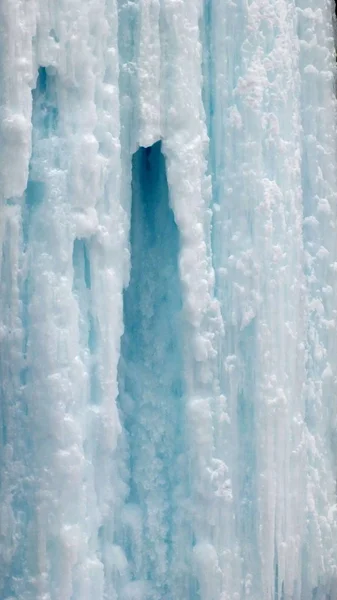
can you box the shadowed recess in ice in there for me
[117,142,188,599]
[1,1,337,599]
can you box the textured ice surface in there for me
[1,1,337,599]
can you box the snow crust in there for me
[0,0,337,598]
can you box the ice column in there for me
[203,0,337,598]
[1,1,128,599]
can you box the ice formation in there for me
[1,0,337,599]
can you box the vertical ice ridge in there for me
[1,1,126,599]
[203,0,337,598]
[0,0,35,204]
[159,4,228,599]
[247,2,305,595]
[0,203,30,599]
[137,0,161,147]
[297,0,337,596]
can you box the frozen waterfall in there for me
[1,0,337,599]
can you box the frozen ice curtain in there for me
[0,1,337,599]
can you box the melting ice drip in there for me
[1,1,337,599]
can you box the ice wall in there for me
[1,1,337,599]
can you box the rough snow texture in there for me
[1,1,337,599]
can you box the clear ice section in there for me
[0,1,337,599]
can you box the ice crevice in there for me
[117,141,187,599]
[1,1,337,599]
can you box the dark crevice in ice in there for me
[117,141,186,596]
[31,66,59,135]
[73,238,92,291]
[49,28,59,43]
[72,239,99,405]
